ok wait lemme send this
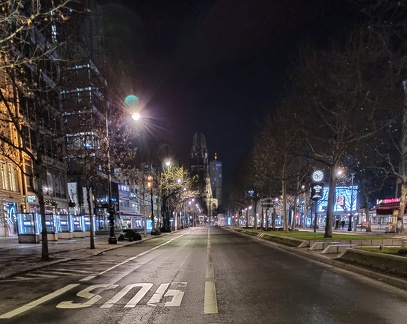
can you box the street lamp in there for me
[106,109,117,244]
[106,98,143,244]
[147,175,153,236]
[348,171,356,231]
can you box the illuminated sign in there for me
[318,186,358,213]
[26,196,36,203]
[378,198,400,204]
[311,184,323,201]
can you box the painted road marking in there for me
[204,228,218,314]
[0,284,79,319]
[0,281,188,318]
[147,283,169,306]
[57,284,118,309]
[101,283,153,308]
[55,282,188,309]
[0,234,189,319]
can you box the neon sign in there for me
[380,198,400,204]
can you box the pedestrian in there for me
[341,220,345,229]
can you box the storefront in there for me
[375,198,406,231]
[120,211,144,229]
[0,202,20,237]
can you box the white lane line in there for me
[24,273,58,278]
[204,281,218,314]
[35,270,90,276]
[204,228,218,314]
[80,275,96,282]
[80,234,185,282]
[53,268,94,274]
[0,284,79,319]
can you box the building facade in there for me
[209,153,222,207]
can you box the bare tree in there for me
[0,1,79,71]
[0,1,81,260]
[251,101,309,232]
[349,0,407,233]
[295,28,394,238]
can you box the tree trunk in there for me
[86,186,95,249]
[272,206,276,230]
[324,166,337,238]
[397,181,406,233]
[245,208,249,228]
[292,195,297,231]
[150,186,155,231]
[301,191,307,228]
[253,199,258,229]
[162,197,171,232]
[364,205,371,232]
[261,207,264,230]
[361,182,371,232]
[38,191,49,261]
[282,178,288,232]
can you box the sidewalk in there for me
[0,234,154,279]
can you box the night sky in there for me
[101,0,357,200]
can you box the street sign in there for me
[261,198,274,208]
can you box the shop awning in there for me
[375,203,402,215]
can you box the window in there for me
[8,164,15,191]
[25,160,34,192]
[46,171,54,195]
[0,162,7,190]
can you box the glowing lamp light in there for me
[131,112,141,121]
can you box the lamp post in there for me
[348,171,356,231]
[106,109,117,244]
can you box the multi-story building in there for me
[60,0,120,232]
[209,153,223,207]
[0,69,26,237]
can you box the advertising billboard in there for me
[318,186,358,213]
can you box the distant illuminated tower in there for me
[191,133,209,188]
[191,133,218,215]
[209,153,222,207]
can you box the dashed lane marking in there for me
[204,228,218,314]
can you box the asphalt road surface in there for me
[0,226,407,324]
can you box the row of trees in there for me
[230,0,407,237]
